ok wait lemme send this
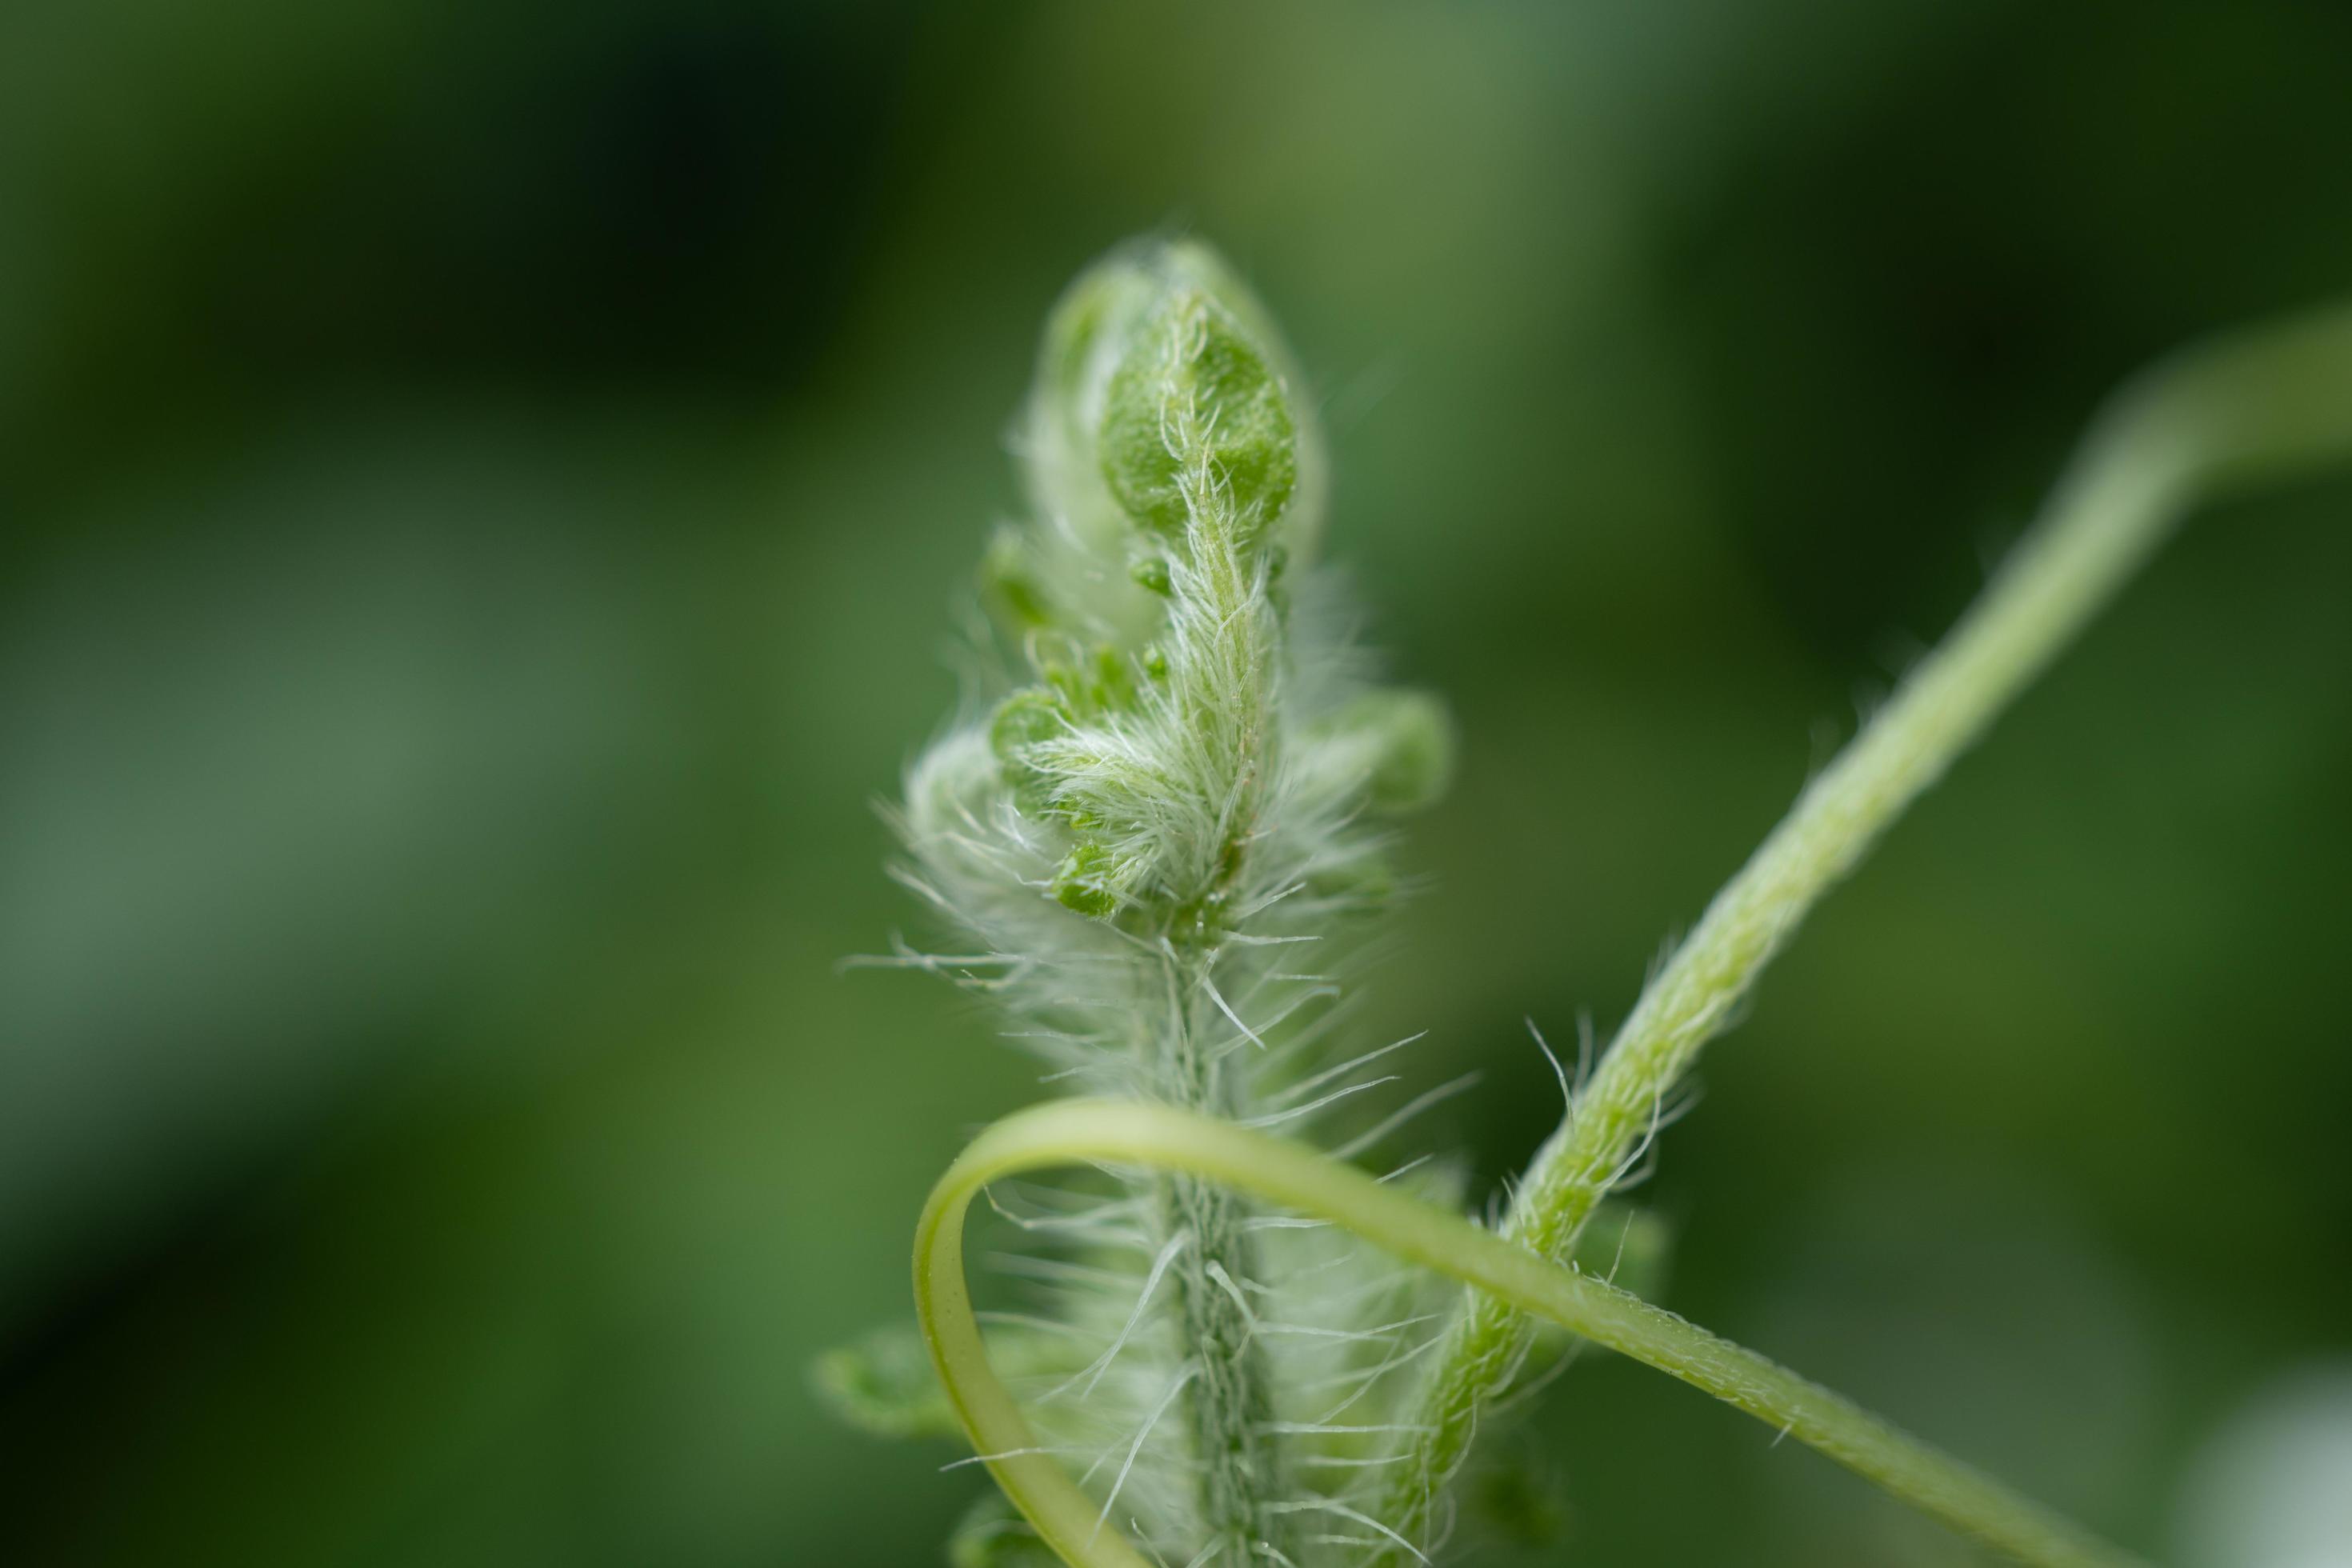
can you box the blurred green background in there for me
[5,2,2350,1564]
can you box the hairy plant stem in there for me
[916,1098,2146,1568]
[1152,946,1284,1564]
[1370,301,2352,1558]
[1134,368,1292,1562]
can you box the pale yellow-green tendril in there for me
[916,1098,2146,1568]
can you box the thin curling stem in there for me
[914,1098,2146,1568]
[1375,301,2352,1554]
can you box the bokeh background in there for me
[6,2,2351,1564]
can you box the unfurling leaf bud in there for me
[1129,554,1173,597]
[810,1324,959,1441]
[1325,688,1458,816]
[1099,288,1299,547]
[1052,840,1118,918]
[948,1494,1062,1568]
[978,526,1050,630]
[988,687,1066,811]
[1014,242,1326,643]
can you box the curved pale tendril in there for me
[915,1098,2146,1568]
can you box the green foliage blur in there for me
[5,2,2350,1564]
